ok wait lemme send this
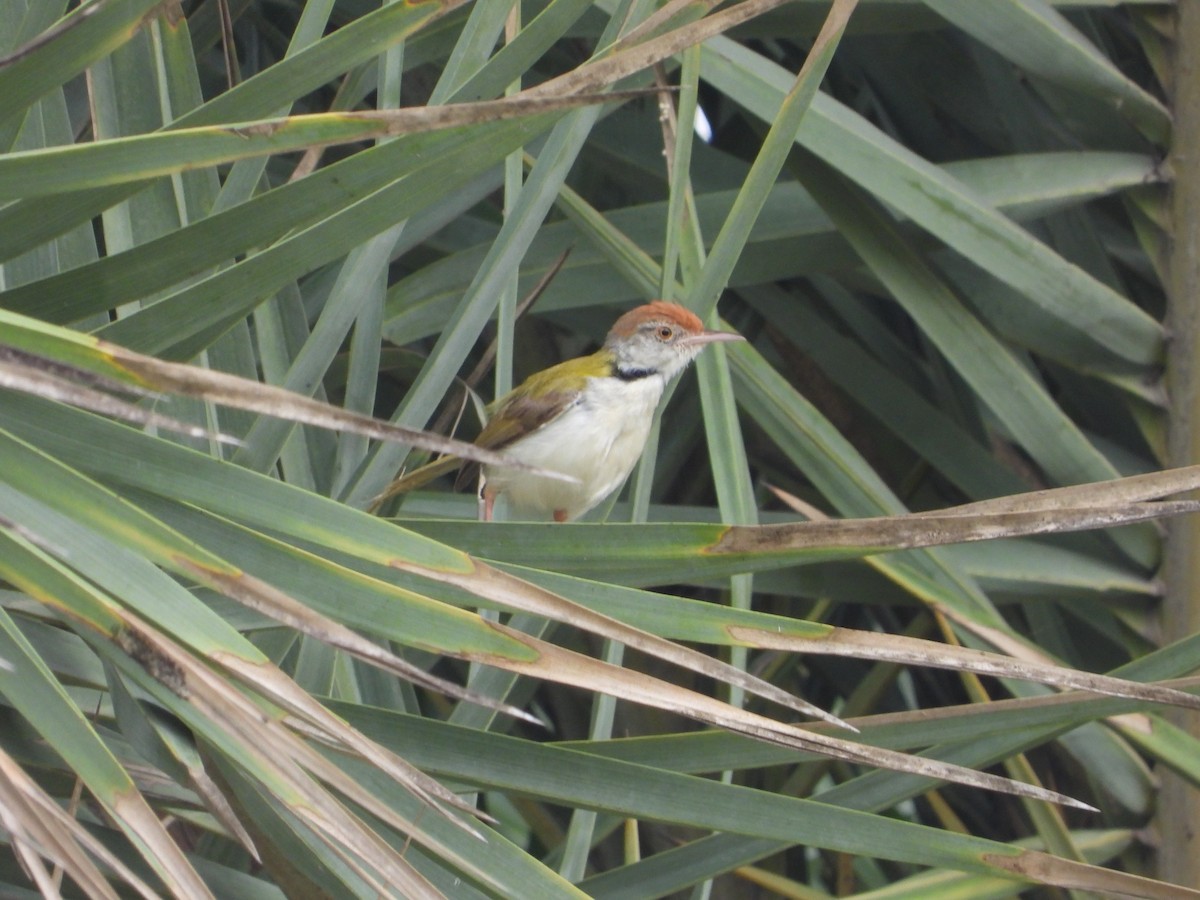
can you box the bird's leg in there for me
[481,485,497,522]
[553,509,568,523]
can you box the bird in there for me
[374,301,745,522]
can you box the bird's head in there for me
[604,301,744,380]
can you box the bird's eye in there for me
[657,325,674,340]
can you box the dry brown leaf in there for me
[983,850,1200,899]
[103,343,577,484]
[728,625,1200,711]
[399,557,853,730]
[398,559,1098,810]
[477,618,1095,811]
[0,748,155,900]
[722,500,1200,555]
[0,353,239,445]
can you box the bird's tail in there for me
[369,455,464,513]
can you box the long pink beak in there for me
[683,328,746,347]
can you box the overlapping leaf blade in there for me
[0,0,1195,897]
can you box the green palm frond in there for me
[1,1,1196,897]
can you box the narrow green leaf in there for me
[0,542,211,898]
[0,0,165,128]
[923,0,1169,142]
[699,37,1163,366]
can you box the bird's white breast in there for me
[483,373,666,520]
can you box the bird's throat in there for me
[614,366,657,381]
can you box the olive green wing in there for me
[374,354,603,505]
[453,389,581,492]
[453,355,600,492]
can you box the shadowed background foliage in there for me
[1,1,1198,897]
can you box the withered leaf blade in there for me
[0,352,240,446]
[102,341,577,484]
[731,625,1200,712]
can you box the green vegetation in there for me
[1,1,1196,897]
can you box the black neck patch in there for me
[615,366,658,381]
